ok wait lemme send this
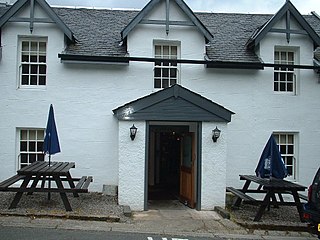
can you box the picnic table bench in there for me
[0,161,93,211]
[227,175,307,221]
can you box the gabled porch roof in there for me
[113,84,234,122]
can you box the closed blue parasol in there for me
[43,104,61,164]
[43,104,60,200]
[255,135,287,179]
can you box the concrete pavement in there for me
[0,205,317,239]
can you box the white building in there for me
[0,0,319,211]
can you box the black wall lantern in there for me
[130,124,137,141]
[212,126,221,142]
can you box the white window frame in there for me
[17,128,45,169]
[153,41,180,89]
[18,37,47,89]
[273,132,298,181]
[273,47,299,95]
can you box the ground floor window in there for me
[18,129,45,169]
[273,133,297,180]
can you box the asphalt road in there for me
[0,226,221,240]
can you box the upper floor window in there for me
[19,38,47,87]
[154,44,179,89]
[18,129,45,169]
[274,50,296,93]
[273,133,297,180]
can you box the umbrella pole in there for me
[48,155,51,200]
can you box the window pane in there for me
[39,65,46,74]
[288,52,294,61]
[38,154,44,161]
[163,68,169,77]
[280,145,286,154]
[170,69,177,78]
[31,42,38,51]
[22,75,29,85]
[22,64,29,74]
[29,130,36,140]
[30,76,37,85]
[20,141,27,151]
[29,154,36,163]
[29,142,36,152]
[154,79,161,88]
[155,68,161,77]
[39,76,46,85]
[22,41,29,51]
[155,45,161,56]
[39,42,46,52]
[37,142,43,152]
[162,78,169,88]
[21,130,28,140]
[170,79,176,86]
[39,56,46,63]
[22,55,29,62]
[30,55,37,62]
[274,51,279,61]
[171,46,177,56]
[31,65,38,74]
[280,82,286,91]
[287,135,294,144]
[20,154,28,163]
[163,46,169,56]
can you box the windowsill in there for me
[18,85,47,91]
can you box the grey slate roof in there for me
[1,5,320,63]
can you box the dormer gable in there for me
[121,0,213,43]
[247,0,320,49]
[0,0,75,43]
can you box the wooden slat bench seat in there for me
[75,176,93,191]
[0,175,25,190]
[226,186,257,203]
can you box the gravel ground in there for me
[226,202,309,230]
[0,192,130,222]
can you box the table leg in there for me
[66,172,79,197]
[53,176,72,211]
[254,190,273,221]
[9,176,32,209]
[27,176,40,195]
[234,180,251,207]
[292,190,304,222]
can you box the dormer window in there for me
[154,43,180,89]
[274,49,297,93]
[19,38,47,88]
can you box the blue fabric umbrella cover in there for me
[255,135,287,179]
[43,104,61,158]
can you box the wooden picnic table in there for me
[227,175,307,221]
[0,161,92,211]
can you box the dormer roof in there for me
[0,0,75,42]
[121,0,214,43]
[247,0,320,49]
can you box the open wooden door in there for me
[179,133,195,208]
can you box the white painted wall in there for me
[118,121,146,211]
[201,122,228,209]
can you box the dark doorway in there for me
[148,126,188,201]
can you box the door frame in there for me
[144,121,202,210]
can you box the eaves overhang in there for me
[58,54,320,71]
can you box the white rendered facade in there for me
[0,0,320,211]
